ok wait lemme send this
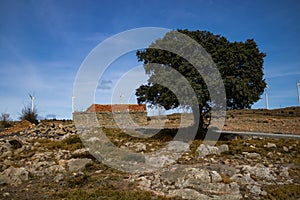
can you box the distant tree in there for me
[46,114,56,120]
[136,29,266,132]
[19,104,38,124]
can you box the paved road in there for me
[218,130,300,140]
[133,127,300,140]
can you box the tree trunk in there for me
[191,105,207,139]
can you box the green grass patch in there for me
[30,135,84,151]
[263,184,300,200]
[56,188,177,200]
[84,161,123,174]
[220,173,232,184]
[102,128,177,152]
[66,174,90,188]
[216,138,300,164]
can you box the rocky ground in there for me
[0,108,300,199]
[223,107,300,134]
[161,107,300,134]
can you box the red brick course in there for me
[86,104,146,112]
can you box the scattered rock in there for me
[0,178,7,186]
[47,165,66,174]
[53,173,64,182]
[3,192,10,197]
[197,144,229,158]
[241,164,276,181]
[169,188,209,200]
[167,141,190,152]
[0,166,29,186]
[0,120,298,200]
[279,167,289,177]
[211,170,222,182]
[135,165,243,200]
[137,176,152,189]
[1,121,77,139]
[283,146,289,152]
[242,152,261,159]
[1,150,12,158]
[197,144,218,158]
[231,173,255,184]
[265,142,276,148]
[8,139,22,149]
[249,185,263,195]
[123,142,147,152]
[0,120,35,136]
[146,154,175,167]
[67,158,93,172]
[218,144,229,154]
[71,148,91,158]
[135,142,147,152]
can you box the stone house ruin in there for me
[85,104,147,128]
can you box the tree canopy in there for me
[136,29,266,128]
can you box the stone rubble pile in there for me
[130,143,295,200]
[0,122,298,199]
[0,136,93,187]
[23,122,77,139]
[0,122,91,189]
[1,121,77,140]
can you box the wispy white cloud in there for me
[267,71,300,79]
[95,66,148,105]
[98,79,113,90]
[84,32,113,43]
[0,56,77,119]
[253,83,299,109]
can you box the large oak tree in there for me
[136,29,266,131]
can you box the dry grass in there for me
[30,135,84,151]
[220,173,232,184]
[56,189,177,200]
[262,184,300,200]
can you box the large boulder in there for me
[67,158,93,172]
[0,166,29,186]
[197,144,229,158]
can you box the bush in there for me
[0,112,11,131]
[19,105,38,124]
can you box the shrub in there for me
[220,173,232,184]
[19,104,38,124]
[0,112,11,131]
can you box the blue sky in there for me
[1,0,300,119]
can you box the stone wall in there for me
[73,111,148,128]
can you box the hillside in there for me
[0,107,299,199]
[224,107,300,134]
[158,106,300,135]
